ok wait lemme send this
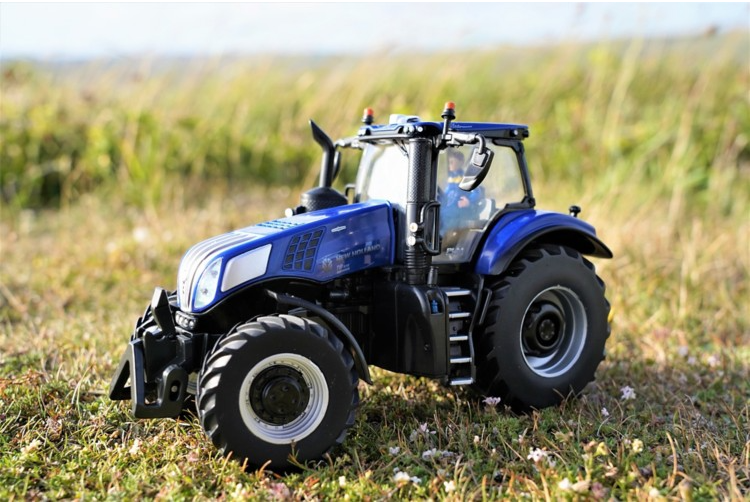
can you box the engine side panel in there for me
[180,201,395,313]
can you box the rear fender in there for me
[476,210,612,276]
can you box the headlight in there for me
[193,257,222,310]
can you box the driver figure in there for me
[440,149,484,235]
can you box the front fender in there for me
[475,210,613,276]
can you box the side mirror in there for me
[459,137,493,191]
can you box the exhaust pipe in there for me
[310,119,336,188]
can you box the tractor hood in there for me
[177,200,394,313]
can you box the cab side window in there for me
[436,145,525,263]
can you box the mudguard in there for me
[476,209,612,276]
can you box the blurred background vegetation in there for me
[2,30,748,346]
[2,31,747,213]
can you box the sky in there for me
[1,2,748,60]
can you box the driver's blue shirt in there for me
[440,173,485,234]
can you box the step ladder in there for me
[444,287,475,386]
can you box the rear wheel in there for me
[473,245,610,410]
[197,315,359,471]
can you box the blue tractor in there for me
[110,103,612,470]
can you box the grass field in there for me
[1,32,749,501]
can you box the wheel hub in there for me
[523,301,565,354]
[249,365,310,425]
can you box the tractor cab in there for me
[351,112,533,265]
[354,140,529,263]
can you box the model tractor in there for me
[110,102,612,470]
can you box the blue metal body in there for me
[179,200,395,313]
[179,198,610,314]
[476,210,611,276]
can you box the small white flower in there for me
[419,422,436,435]
[631,438,644,453]
[558,477,572,490]
[422,448,438,460]
[410,476,422,485]
[483,396,502,406]
[411,422,436,442]
[620,385,636,401]
[707,354,720,368]
[393,471,411,484]
[268,482,291,500]
[527,447,548,463]
[601,407,610,417]
[21,439,42,456]
[473,435,480,444]
[444,480,456,493]
[230,482,245,498]
[389,446,400,456]
[338,476,346,487]
[132,226,150,244]
[128,438,141,456]
[571,479,591,493]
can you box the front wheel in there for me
[197,315,359,471]
[473,245,610,410]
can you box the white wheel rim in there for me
[238,353,329,445]
[520,286,588,378]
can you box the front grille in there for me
[283,228,325,272]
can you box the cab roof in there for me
[358,119,529,141]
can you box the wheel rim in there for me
[520,286,587,378]
[238,353,329,445]
[249,365,310,425]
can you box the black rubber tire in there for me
[473,244,610,411]
[197,314,359,471]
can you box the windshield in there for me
[355,144,409,210]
